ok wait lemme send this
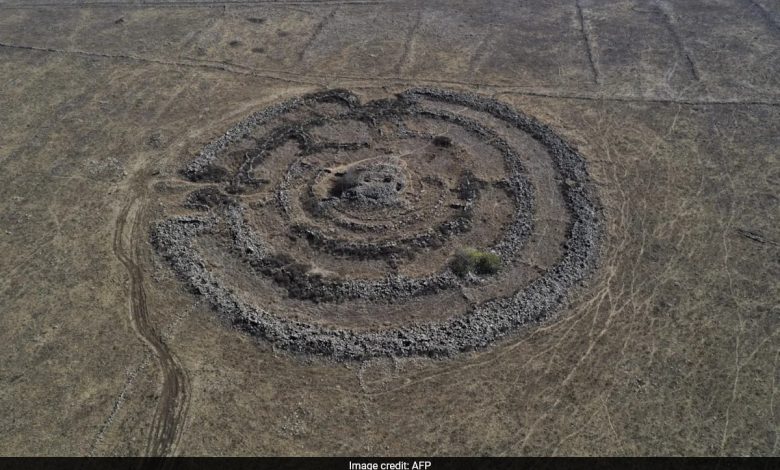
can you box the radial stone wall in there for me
[151,88,604,360]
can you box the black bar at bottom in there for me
[0,458,777,470]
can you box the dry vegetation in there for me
[0,0,777,457]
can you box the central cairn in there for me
[151,88,603,360]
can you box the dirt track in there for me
[113,197,189,456]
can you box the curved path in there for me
[113,197,190,456]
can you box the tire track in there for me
[576,0,600,84]
[653,1,700,82]
[113,198,190,456]
[5,40,775,106]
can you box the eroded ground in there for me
[0,0,778,456]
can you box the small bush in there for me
[449,250,474,277]
[474,251,501,274]
[450,248,501,277]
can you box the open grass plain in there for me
[0,0,778,457]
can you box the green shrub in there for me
[450,248,501,277]
[449,249,474,277]
[474,251,501,274]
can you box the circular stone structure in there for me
[151,88,603,360]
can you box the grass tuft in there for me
[450,248,501,277]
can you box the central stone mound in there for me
[151,88,603,360]
[326,157,407,208]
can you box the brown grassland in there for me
[0,0,777,456]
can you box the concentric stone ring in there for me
[151,88,603,360]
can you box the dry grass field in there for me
[0,0,777,456]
